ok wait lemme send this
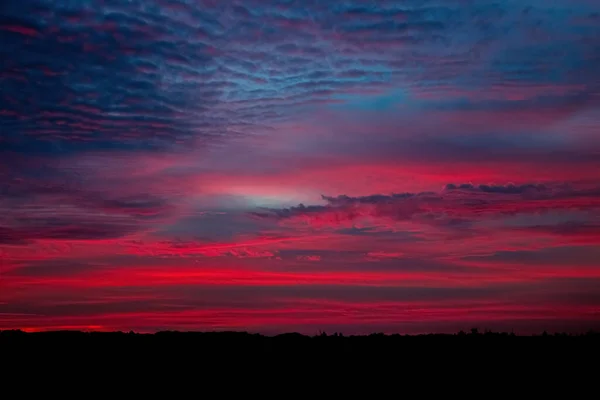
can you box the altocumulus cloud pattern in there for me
[1,0,600,334]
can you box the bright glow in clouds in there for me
[1,0,600,334]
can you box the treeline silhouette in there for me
[2,328,599,380]
[2,327,599,352]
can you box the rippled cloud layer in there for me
[1,0,600,334]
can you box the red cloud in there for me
[296,255,321,262]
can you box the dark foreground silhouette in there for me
[2,329,599,383]
[3,328,599,355]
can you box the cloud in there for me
[515,222,600,245]
[365,252,405,261]
[460,245,600,268]
[443,183,548,194]
[0,1,223,155]
[252,183,600,227]
[3,0,600,220]
[1,0,600,334]
[125,238,282,259]
[3,0,598,157]
[200,247,276,259]
[0,173,175,244]
[0,222,139,244]
[296,255,321,262]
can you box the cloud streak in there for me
[252,183,600,227]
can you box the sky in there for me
[1,0,600,335]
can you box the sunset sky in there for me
[1,0,600,334]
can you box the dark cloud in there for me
[0,173,173,244]
[5,259,107,277]
[461,245,600,268]
[443,183,547,194]
[252,183,600,226]
[2,0,599,158]
[0,1,223,155]
[0,218,139,244]
[0,227,31,245]
[2,0,598,181]
[521,221,600,238]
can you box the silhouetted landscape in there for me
[3,328,599,382]
[3,328,599,353]
[3,2,600,376]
